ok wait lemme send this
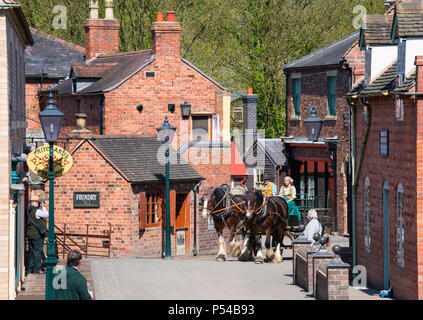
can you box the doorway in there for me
[175,193,190,255]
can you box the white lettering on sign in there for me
[76,194,97,201]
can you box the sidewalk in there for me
[15,259,95,300]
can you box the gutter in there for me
[193,182,201,256]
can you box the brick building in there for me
[346,0,423,300]
[25,27,85,141]
[0,0,33,300]
[40,2,233,257]
[283,31,364,234]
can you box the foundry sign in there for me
[74,192,100,208]
[27,145,73,178]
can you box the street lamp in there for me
[39,93,64,300]
[156,116,176,259]
[304,106,323,141]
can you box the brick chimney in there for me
[416,56,423,92]
[242,88,258,155]
[151,11,181,61]
[84,0,120,60]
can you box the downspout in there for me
[192,182,201,256]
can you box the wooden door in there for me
[383,181,390,290]
[175,193,190,255]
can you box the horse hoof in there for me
[216,255,226,262]
[255,259,264,264]
[272,256,283,263]
[266,250,275,261]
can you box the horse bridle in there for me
[207,190,246,217]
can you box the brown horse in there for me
[245,189,289,264]
[201,184,248,261]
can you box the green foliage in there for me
[17,0,385,138]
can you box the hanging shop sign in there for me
[27,145,73,178]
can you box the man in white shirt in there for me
[303,209,322,242]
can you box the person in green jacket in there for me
[54,251,93,300]
[26,196,48,274]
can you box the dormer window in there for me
[397,39,406,87]
[364,46,372,87]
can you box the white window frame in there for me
[364,177,371,253]
[254,168,264,187]
[396,183,405,268]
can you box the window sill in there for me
[324,115,337,121]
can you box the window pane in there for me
[293,79,300,116]
[192,116,209,141]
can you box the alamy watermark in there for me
[53,5,67,30]
[353,5,367,30]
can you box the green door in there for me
[383,181,390,290]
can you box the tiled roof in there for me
[84,136,203,184]
[346,62,398,97]
[284,32,359,70]
[258,139,286,166]
[25,28,85,79]
[361,15,394,47]
[392,71,416,93]
[51,50,154,94]
[395,2,423,38]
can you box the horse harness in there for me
[208,190,246,221]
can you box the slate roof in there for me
[392,71,416,93]
[243,139,286,167]
[394,2,423,39]
[83,136,203,184]
[360,15,394,47]
[25,28,85,79]
[284,32,359,70]
[50,50,155,94]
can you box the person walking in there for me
[54,251,93,300]
[26,195,49,274]
[279,176,301,226]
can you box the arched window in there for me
[364,177,371,253]
[396,183,405,267]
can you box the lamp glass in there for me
[181,102,191,118]
[39,94,64,143]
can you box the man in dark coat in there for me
[26,195,48,274]
[54,251,93,300]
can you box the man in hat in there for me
[26,195,49,274]
[258,177,277,197]
[303,209,322,242]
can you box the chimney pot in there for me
[166,11,176,22]
[247,87,254,95]
[105,0,115,19]
[156,12,165,22]
[89,0,99,19]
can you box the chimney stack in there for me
[416,56,423,93]
[151,11,181,61]
[242,88,258,155]
[84,0,120,60]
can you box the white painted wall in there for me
[406,39,423,76]
[371,46,397,82]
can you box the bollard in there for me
[311,236,334,296]
[325,245,350,300]
[292,224,312,285]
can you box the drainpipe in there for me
[192,182,201,256]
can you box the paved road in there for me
[90,249,313,300]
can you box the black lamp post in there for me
[156,116,176,259]
[304,106,323,141]
[39,93,64,300]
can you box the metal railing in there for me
[295,193,333,229]
[54,223,112,258]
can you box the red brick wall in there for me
[84,19,119,60]
[26,79,59,133]
[286,66,351,235]
[51,141,135,257]
[415,56,423,300]
[354,96,418,300]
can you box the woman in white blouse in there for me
[279,176,301,225]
